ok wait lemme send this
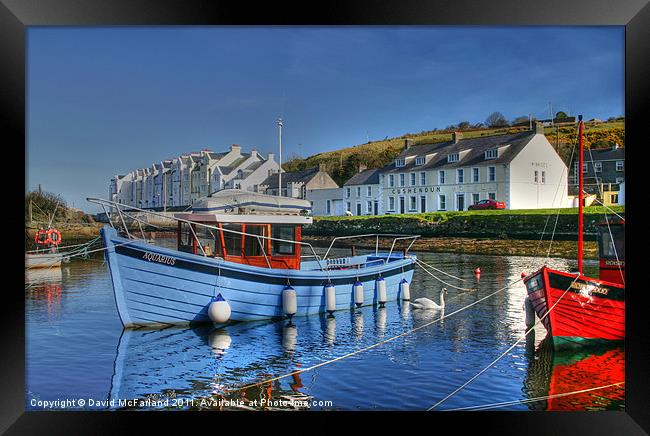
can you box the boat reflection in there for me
[26,267,63,319]
[523,336,624,411]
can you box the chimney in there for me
[267,152,275,161]
[358,164,367,173]
[251,149,258,158]
[319,163,327,172]
[404,138,414,149]
[533,122,545,135]
[230,144,241,153]
[452,132,463,143]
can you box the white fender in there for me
[353,281,364,307]
[282,285,297,319]
[208,293,231,324]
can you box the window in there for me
[346,202,351,212]
[534,170,539,183]
[389,174,395,187]
[409,196,417,211]
[439,170,445,184]
[416,156,425,166]
[367,186,372,197]
[410,172,416,186]
[367,201,372,214]
[488,192,496,200]
[488,166,496,182]
[399,174,405,187]
[472,167,479,183]
[616,161,624,171]
[582,163,587,173]
[485,149,498,159]
[244,225,268,257]
[420,172,426,185]
[326,200,331,215]
[472,193,480,205]
[610,193,619,204]
[222,223,243,256]
[457,169,464,184]
[346,187,351,198]
[594,162,602,173]
[271,225,295,255]
[395,158,405,167]
[542,171,546,184]
[356,186,361,197]
[438,194,446,211]
[389,196,395,211]
[448,153,459,163]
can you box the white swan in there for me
[410,288,448,310]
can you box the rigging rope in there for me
[413,258,467,282]
[445,381,625,411]
[428,273,580,410]
[414,259,476,292]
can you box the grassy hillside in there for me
[284,119,624,186]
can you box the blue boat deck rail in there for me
[87,197,420,272]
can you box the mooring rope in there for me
[413,258,467,282]
[414,259,477,292]
[229,275,525,394]
[444,381,625,411]
[428,273,580,410]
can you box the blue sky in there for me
[27,26,624,212]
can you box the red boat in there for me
[523,115,625,349]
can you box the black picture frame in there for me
[3,0,648,433]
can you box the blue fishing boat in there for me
[91,191,418,328]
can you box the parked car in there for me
[468,199,506,210]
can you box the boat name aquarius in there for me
[142,251,176,265]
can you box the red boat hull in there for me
[524,267,625,347]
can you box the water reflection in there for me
[523,337,625,411]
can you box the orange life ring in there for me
[47,228,62,245]
[35,229,49,245]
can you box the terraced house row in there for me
[311,123,576,215]
[108,144,281,209]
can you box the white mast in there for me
[277,118,283,197]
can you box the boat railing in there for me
[88,197,331,270]
[322,234,420,263]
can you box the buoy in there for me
[474,267,481,282]
[399,278,410,301]
[376,277,387,307]
[521,272,527,279]
[353,281,364,307]
[282,285,297,320]
[325,282,336,314]
[524,296,535,328]
[208,293,231,324]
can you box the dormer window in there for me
[395,159,405,168]
[485,149,498,159]
[415,156,426,166]
[447,153,459,163]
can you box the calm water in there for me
[25,250,624,411]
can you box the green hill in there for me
[283,118,624,186]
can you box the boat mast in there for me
[578,114,584,275]
[277,118,283,197]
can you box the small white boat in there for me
[25,251,64,269]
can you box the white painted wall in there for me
[307,188,345,216]
[508,134,568,209]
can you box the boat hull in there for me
[101,226,416,328]
[25,252,63,269]
[524,267,624,349]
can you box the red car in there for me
[468,199,506,210]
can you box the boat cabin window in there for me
[178,222,195,253]
[243,225,268,257]
[271,224,296,255]
[222,223,243,256]
[196,225,219,257]
[598,224,624,260]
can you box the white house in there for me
[380,124,568,213]
[343,167,383,216]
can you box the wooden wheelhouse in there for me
[174,212,312,270]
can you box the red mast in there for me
[577,114,584,275]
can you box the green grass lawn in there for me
[314,206,625,222]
